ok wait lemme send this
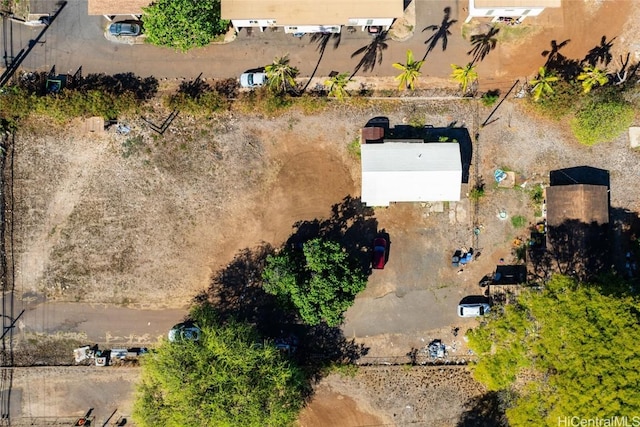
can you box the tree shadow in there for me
[583,35,616,67]
[422,7,457,61]
[302,32,342,92]
[287,195,379,271]
[541,39,584,80]
[350,31,389,78]
[78,72,159,100]
[457,391,509,427]
[193,196,374,383]
[468,26,499,65]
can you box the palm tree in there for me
[324,72,350,100]
[393,50,424,90]
[529,66,559,101]
[577,65,609,93]
[265,55,299,95]
[450,63,478,94]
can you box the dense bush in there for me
[570,98,634,145]
[528,80,581,119]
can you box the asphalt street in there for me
[2,0,472,80]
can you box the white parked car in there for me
[168,322,201,343]
[458,303,491,317]
[240,72,267,88]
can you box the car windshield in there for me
[247,74,254,85]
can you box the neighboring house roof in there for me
[546,184,609,226]
[361,143,462,206]
[88,0,148,15]
[473,0,560,7]
[222,0,403,25]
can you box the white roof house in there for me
[361,143,462,207]
[464,0,561,23]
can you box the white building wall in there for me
[465,0,545,23]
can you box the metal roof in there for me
[222,0,403,25]
[361,143,462,206]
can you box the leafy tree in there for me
[265,55,299,95]
[577,65,609,93]
[133,305,306,427]
[324,72,350,100]
[142,0,229,52]
[262,238,368,327]
[393,50,424,90]
[468,275,640,427]
[450,63,478,94]
[529,66,559,101]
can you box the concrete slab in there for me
[629,127,640,148]
[498,171,516,188]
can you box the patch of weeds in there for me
[327,362,359,378]
[529,184,544,205]
[469,181,486,202]
[515,244,527,262]
[481,90,500,107]
[377,89,396,97]
[511,215,526,228]
[408,115,425,128]
[293,94,327,115]
[347,137,361,159]
[528,80,581,119]
[122,135,145,158]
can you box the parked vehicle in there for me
[458,302,490,317]
[372,237,387,269]
[240,72,267,88]
[109,22,141,36]
[168,322,202,342]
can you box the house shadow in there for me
[549,166,610,188]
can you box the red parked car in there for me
[372,237,387,269]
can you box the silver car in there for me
[109,22,142,36]
[240,72,267,88]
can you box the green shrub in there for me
[529,80,581,119]
[469,184,485,201]
[570,99,634,146]
[481,90,500,107]
[347,137,361,159]
[511,215,526,228]
[165,91,227,116]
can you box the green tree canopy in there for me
[262,238,368,326]
[265,55,299,95]
[529,66,559,101]
[393,50,424,90]
[324,72,350,100]
[468,275,640,426]
[133,305,306,427]
[577,65,609,93]
[142,0,229,52]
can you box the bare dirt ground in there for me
[7,1,640,425]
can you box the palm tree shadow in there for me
[542,39,581,80]
[350,31,389,78]
[422,7,457,61]
[468,26,500,65]
[583,35,615,66]
[303,33,342,92]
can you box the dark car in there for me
[109,22,141,36]
[372,237,387,269]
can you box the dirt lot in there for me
[7,1,640,425]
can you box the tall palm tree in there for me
[324,72,350,100]
[265,55,299,95]
[450,63,478,94]
[393,50,424,90]
[529,66,559,101]
[577,65,609,93]
[468,26,499,65]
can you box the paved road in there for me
[3,0,474,80]
[17,300,188,345]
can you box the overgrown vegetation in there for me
[133,304,306,427]
[481,89,500,107]
[468,275,640,426]
[570,97,634,146]
[510,215,526,228]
